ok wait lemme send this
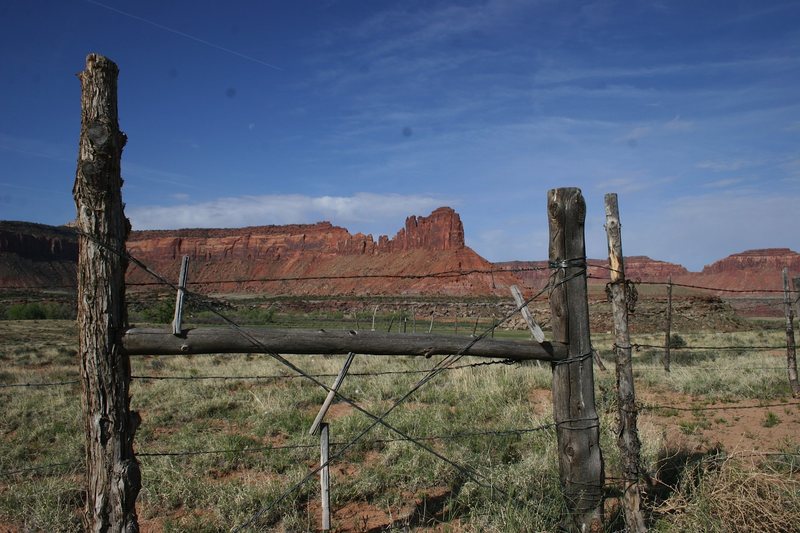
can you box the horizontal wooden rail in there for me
[121,327,568,361]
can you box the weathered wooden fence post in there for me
[547,188,604,531]
[73,53,140,532]
[782,269,800,396]
[604,193,646,533]
[663,276,672,372]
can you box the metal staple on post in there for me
[172,255,190,335]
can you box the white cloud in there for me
[127,192,451,235]
[695,159,748,172]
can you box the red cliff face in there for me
[125,207,510,296]
[0,222,78,288]
[126,207,466,261]
[623,256,689,280]
[385,207,465,252]
[702,249,800,275]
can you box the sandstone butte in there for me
[1,210,799,295]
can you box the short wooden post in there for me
[320,423,331,531]
[371,305,378,331]
[510,285,545,342]
[664,276,672,372]
[604,193,646,533]
[73,54,140,532]
[782,269,800,396]
[511,285,543,367]
[428,309,435,333]
[310,353,355,436]
[172,255,189,335]
[547,188,604,531]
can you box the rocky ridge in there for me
[0,212,797,296]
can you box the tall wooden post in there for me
[547,188,604,531]
[73,54,140,532]
[782,269,800,396]
[604,194,646,533]
[664,276,672,372]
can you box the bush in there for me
[140,299,176,324]
[239,306,275,324]
[4,302,73,320]
[669,333,687,349]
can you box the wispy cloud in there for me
[695,159,749,172]
[0,133,71,162]
[127,193,452,235]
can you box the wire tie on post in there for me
[547,257,587,270]
[552,351,593,366]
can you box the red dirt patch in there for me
[305,486,453,532]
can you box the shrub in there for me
[4,302,73,320]
[140,299,176,324]
[669,333,687,349]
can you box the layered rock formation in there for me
[0,221,77,288]
[125,207,514,296]
[1,214,797,297]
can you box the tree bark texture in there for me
[73,53,140,533]
[547,188,604,532]
[783,269,800,396]
[604,193,646,533]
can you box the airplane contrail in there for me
[85,0,282,71]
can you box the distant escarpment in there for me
[1,214,798,297]
[0,221,78,289]
[125,207,515,296]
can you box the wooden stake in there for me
[664,276,672,373]
[172,255,189,335]
[320,423,331,531]
[547,188,604,531]
[73,53,140,532]
[604,193,646,533]
[783,269,800,396]
[510,285,545,342]
[309,353,355,435]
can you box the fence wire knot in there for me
[552,350,593,366]
[548,257,587,270]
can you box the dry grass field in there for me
[1,302,799,532]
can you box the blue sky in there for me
[1,0,799,270]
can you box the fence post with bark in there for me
[604,193,646,532]
[783,269,800,396]
[664,276,672,372]
[73,54,140,532]
[547,188,605,531]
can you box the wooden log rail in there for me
[121,327,568,361]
